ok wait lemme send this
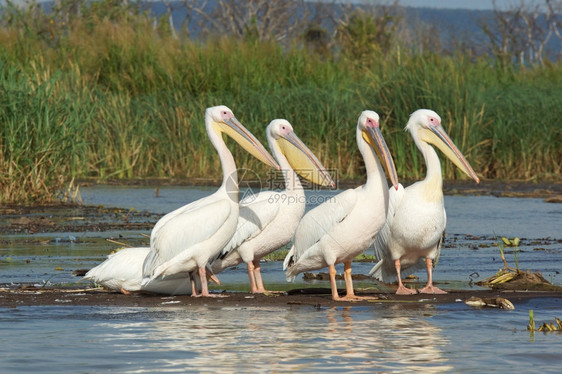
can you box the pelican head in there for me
[206,105,280,170]
[267,119,335,188]
[406,109,480,183]
[358,110,399,190]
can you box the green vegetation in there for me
[1,1,561,203]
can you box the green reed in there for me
[0,3,561,203]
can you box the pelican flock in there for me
[283,110,399,301]
[84,106,480,300]
[369,109,480,295]
[210,119,334,293]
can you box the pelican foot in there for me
[191,292,229,298]
[333,295,379,302]
[395,286,417,295]
[419,285,447,294]
[252,289,284,295]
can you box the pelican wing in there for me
[218,191,281,258]
[149,192,219,249]
[372,183,405,262]
[370,184,406,281]
[143,198,232,277]
[293,188,358,260]
[433,208,447,268]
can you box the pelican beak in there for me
[221,117,280,170]
[421,125,480,183]
[208,273,221,285]
[364,126,399,190]
[277,131,335,188]
[205,265,221,285]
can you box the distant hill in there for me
[140,1,559,59]
[24,0,562,59]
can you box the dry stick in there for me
[105,238,131,247]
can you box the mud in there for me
[1,284,561,309]
[0,205,162,235]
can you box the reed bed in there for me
[0,3,560,203]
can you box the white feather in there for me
[143,195,233,279]
[84,247,193,295]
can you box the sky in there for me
[381,0,545,10]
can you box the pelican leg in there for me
[343,261,356,298]
[419,258,447,294]
[328,264,342,300]
[190,272,199,296]
[395,259,417,295]
[253,259,265,292]
[341,261,378,301]
[120,287,132,295]
[249,259,282,294]
[192,266,227,298]
[247,261,259,293]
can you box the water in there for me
[1,185,562,373]
[2,301,562,373]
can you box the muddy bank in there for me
[1,181,560,236]
[0,205,162,235]
[1,284,561,309]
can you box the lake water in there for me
[1,185,561,373]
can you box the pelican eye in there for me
[428,116,440,126]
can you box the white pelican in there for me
[283,110,399,301]
[141,105,279,297]
[369,109,480,295]
[210,119,335,293]
[83,247,220,295]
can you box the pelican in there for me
[210,119,335,293]
[141,105,279,297]
[83,247,220,295]
[369,109,480,295]
[283,110,399,301]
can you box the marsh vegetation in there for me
[0,0,561,203]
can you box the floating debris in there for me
[528,310,562,332]
[501,237,520,247]
[72,269,89,277]
[465,296,515,309]
[544,195,562,203]
[476,236,562,291]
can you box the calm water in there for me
[1,185,561,373]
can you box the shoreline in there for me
[80,179,562,198]
[1,285,561,309]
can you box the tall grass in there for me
[0,3,560,203]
